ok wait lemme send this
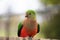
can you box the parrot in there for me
[18,10,40,38]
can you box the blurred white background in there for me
[0,0,45,37]
[0,0,45,15]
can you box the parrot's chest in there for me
[23,20,37,32]
[20,20,38,37]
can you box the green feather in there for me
[18,22,23,37]
[37,24,40,33]
[18,22,22,31]
[26,10,36,15]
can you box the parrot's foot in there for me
[23,38,26,40]
[28,37,32,40]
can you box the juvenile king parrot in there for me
[18,10,40,37]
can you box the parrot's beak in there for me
[25,15,28,17]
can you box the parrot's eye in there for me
[29,13,31,15]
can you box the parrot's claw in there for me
[28,37,32,40]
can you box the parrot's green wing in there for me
[37,24,40,33]
[18,22,23,37]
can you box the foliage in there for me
[41,13,60,38]
[41,0,60,5]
